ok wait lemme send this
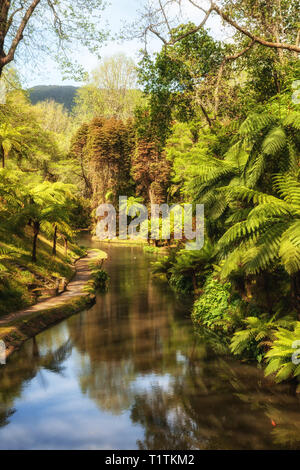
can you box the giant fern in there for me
[265,322,300,383]
[218,176,300,277]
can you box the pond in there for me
[0,235,299,450]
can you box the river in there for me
[0,235,299,450]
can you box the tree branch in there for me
[214,39,256,116]
[7,3,25,34]
[158,0,171,34]
[0,0,11,45]
[148,25,168,44]
[1,0,41,67]
[211,2,300,54]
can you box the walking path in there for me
[0,249,107,358]
[0,251,99,326]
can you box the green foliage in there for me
[143,245,160,254]
[265,323,300,383]
[152,242,215,293]
[73,54,143,124]
[218,175,300,277]
[230,315,296,363]
[91,269,109,293]
[151,251,177,279]
[0,89,89,315]
[169,272,194,295]
[138,24,224,130]
[192,277,233,331]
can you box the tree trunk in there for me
[0,144,4,168]
[81,159,93,198]
[52,225,57,256]
[32,221,40,262]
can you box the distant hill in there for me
[28,85,79,111]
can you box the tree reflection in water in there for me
[0,332,73,428]
[0,241,299,450]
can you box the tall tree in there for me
[130,0,300,54]
[0,0,107,78]
[86,117,135,207]
[73,53,142,122]
[132,139,171,206]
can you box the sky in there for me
[20,0,227,88]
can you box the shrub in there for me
[231,315,297,363]
[169,272,194,294]
[92,269,109,293]
[264,322,300,383]
[192,276,233,331]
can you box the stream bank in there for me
[0,249,107,359]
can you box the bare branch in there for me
[158,0,171,33]
[7,3,25,34]
[47,0,64,38]
[187,0,210,15]
[169,6,213,44]
[1,0,41,66]
[146,0,300,53]
[149,25,168,44]
[211,2,300,54]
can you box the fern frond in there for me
[262,126,286,156]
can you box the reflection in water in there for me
[0,237,299,450]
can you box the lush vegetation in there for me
[0,0,299,389]
[128,1,300,386]
[0,75,87,315]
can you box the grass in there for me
[0,227,86,316]
[92,236,147,246]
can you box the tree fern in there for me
[219,177,300,276]
[265,323,300,383]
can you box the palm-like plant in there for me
[0,123,29,168]
[21,182,75,262]
[0,244,10,279]
[189,107,300,224]
[218,175,300,311]
[42,200,75,257]
[230,315,296,361]
[152,242,215,291]
[169,242,216,291]
[264,322,300,383]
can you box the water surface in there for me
[0,236,299,450]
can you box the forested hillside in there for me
[28,86,79,110]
